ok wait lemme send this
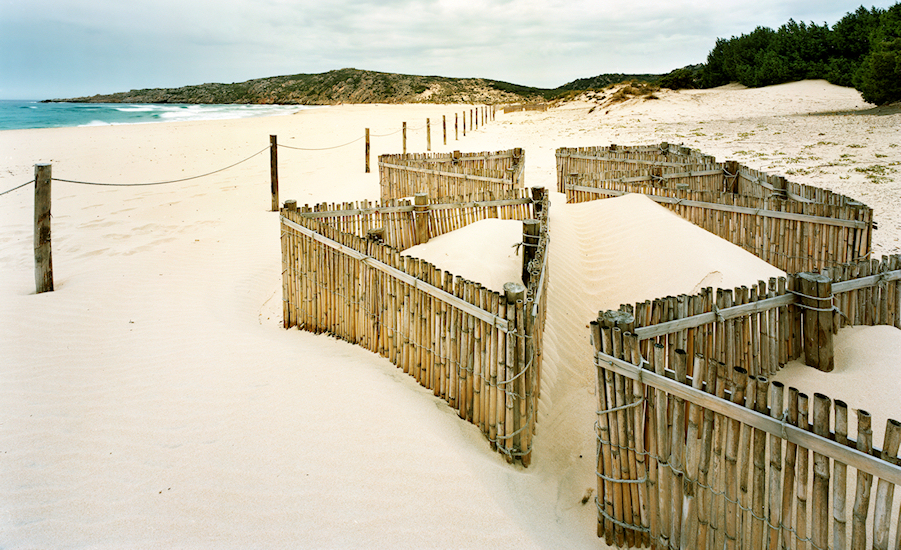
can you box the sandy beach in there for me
[1,81,899,548]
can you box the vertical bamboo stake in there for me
[33,163,53,293]
[270,136,279,211]
[850,410,873,550]
[873,419,901,550]
[739,376,757,547]
[403,122,407,154]
[455,113,459,140]
[626,334,650,544]
[811,393,831,550]
[614,327,638,547]
[680,353,705,550]
[503,282,524,463]
[643,341,660,548]
[426,118,431,151]
[796,393,811,550]
[515,296,526,464]
[654,343,671,550]
[724,367,749,550]
[463,112,466,136]
[768,381,785,550]
[781,387,800,550]
[604,325,626,547]
[592,321,613,541]
[442,115,447,145]
[670,348,688,549]
[751,376,769,550]
[834,400,849,550]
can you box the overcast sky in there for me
[1,0,896,99]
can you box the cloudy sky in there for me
[1,0,895,99]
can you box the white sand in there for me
[404,218,525,292]
[1,82,899,548]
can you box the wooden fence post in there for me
[462,112,466,137]
[442,115,447,145]
[34,163,53,293]
[522,219,540,287]
[270,135,279,211]
[798,272,834,371]
[403,122,407,154]
[365,128,370,173]
[512,148,524,186]
[426,118,431,151]
[414,193,430,245]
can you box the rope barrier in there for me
[278,136,364,151]
[52,146,270,187]
[0,180,34,196]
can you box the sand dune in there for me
[1,82,898,548]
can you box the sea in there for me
[0,100,313,131]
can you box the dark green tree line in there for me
[700,3,901,104]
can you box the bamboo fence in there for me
[280,188,549,465]
[557,144,874,274]
[501,103,549,113]
[591,254,901,549]
[379,149,525,203]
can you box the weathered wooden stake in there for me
[402,122,407,154]
[414,193,430,245]
[799,272,834,371]
[270,135,279,211]
[522,219,540,287]
[455,113,459,140]
[34,163,53,293]
[442,115,447,145]
[426,118,431,151]
[365,128,370,173]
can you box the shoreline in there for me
[0,100,320,132]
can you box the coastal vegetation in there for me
[48,68,658,106]
[699,2,901,104]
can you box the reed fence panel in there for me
[379,149,525,202]
[501,103,549,113]
[556,144,874,274]
[280,188,549,465]
[590,255,901,548]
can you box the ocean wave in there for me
[116,105,158,112]
[79,120,117,127]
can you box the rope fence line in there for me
[52,145,272,187]
[0,180,34,196]
[9,106,497,296]
[2,112,493,197]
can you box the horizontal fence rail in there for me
[557,143,874,274]
[379,149,525,203]
[280,187,549,466]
